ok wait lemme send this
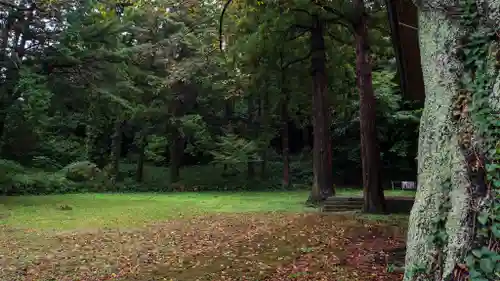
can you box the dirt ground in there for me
[0,213,407,281]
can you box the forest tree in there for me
[403,0,499,280]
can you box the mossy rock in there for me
[61,161,102,182]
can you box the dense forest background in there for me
[0,0,422,195]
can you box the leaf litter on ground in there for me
[0,213,407,281]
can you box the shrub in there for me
[8,172,77,195]
[0,159,26,174]
[31,156,63,170]
[0,159,113,195]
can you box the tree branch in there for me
[286,29,308,41]
[326,30,352,45]
[311,0,352,24]
[313,1,355,34]
[369,24,390,34]
[293,24,312,30]
[324,16,355,34]
[283,50,312,69]
[290,8,311,16]
[219,0,234,51]
[0,1,34,11]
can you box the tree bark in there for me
[403,3,499,280]
[278,50,291,188]
[260,86,269,178]
[223,98,233,172]
[169,127,184,183]
[247,95,255,179]
[109,119,123,185]
[135,130,146,183]
[308,14,334,204]
[281,80,291,188]
[303,125,311,152]
[354,0,385,213]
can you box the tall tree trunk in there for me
[109,119,123,185]
[260,86,269,178]
[303,125,310,152]
[354,0,385,213]
[278,50,291,188]
[0,107,7,155]
[85,102,101,166]
[404,4,499,281]
[135,130,147,183]
[281,70,291,188]
[308,14,334,204]
[247,95,255,179]
[169,127,184,183]
[223,98,233,172]
[0,9,31,152]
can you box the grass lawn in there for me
[0,191,411,281]
[0,189,414,231]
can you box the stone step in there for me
[324,201,363,205]
[323,204,362,208]
[323,202,363,207]
[323,206,362,212]
[324,200,363,204]
[322,208,360,213]
[325,197,363,201]
[323,204,363,209]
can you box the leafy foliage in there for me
[0,0,420,195]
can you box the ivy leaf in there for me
[479,258,494,274]
[477,212,489,225]
[492,224,500,238]
[493,180,500,188]
[492,254,500,262]
[465,254,475,266]
[472,249,483,258]
[469,269,482,278]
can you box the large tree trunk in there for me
[354,0,385,213]
[308,14,334,204]
[404,4,499,280]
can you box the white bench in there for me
[391,181,417,190]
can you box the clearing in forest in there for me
[0,192,410,280]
